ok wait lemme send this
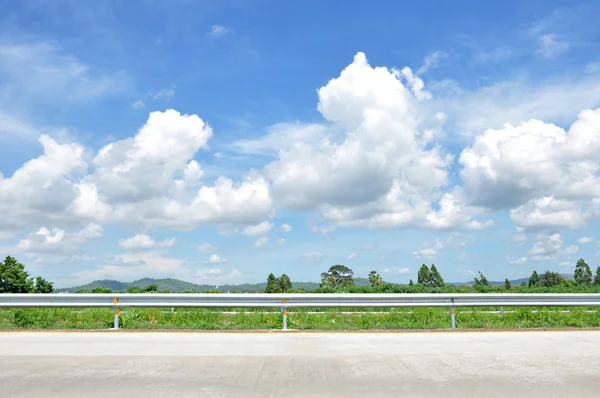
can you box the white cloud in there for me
[0,135,86,232]
[0,109,274,234]
[150,88,175,101]
[276,238,286,246]
[208,25,230,38]
[536,34,569,58]
[194,243,215,253]
[88,109,273,229]
[118,233,176,250]
[382,267,409,274]
[196,268,241,285]
[0,40,127,107]
[413,247,437,260]
[242,221,273,237]
[526,233,565,261]
[417,51,445,75]
[509,257,527,265]
[253,237,268,248]
[459,109,600,218]
[132,99,145,109]
[578,236,595,244]
[0,111,42,142]
[434,234,468,250]
[301,251,324,263]
[436,73,600,141]
[510,197,586,230]
[280,223,293,233]
[565,245,579,254]
[70,251,185,283]
[206,254,228,264]
[14,223,103,255]
[258,52,478,230]
[347,252,357,260]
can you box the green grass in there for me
[1,307,600,330]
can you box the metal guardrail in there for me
[1,293,600,330]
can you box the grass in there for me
[1,307,600,330]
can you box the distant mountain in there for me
[56,274,574,293]
[56,276,372,293]
[56,278,321,293]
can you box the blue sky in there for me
[1,0,600,288]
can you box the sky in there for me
[1,0,600,288]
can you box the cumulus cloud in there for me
[526,233,565,261]
[253,237,268,248]
[347,252,357,260]
[15,223,103,255]
[578,237,595,244]
[118,234,175,250]
[206,254,228,264]
[242,221,273,237]
[194,243,214,253]
[280,223,293,233]
[459,109,600,222]
[0,109,274,234]
[413,247,437,260]
[510,197,586,230]
[256,52,491,231]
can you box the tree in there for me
[127,286,142,293]
[92,287,112,293]
[574,258,593,286]
[368,271,383,287]
[504,278,511,290]
[540,271,564,287]
[594,267,600,286]
[265,273,279,293]
[408,279,414,287]
[279,274,292,292]
[320,265,354,288]
[417,264,432,286]
[430,264,445,287]
[528,270,540,288]
[474,271,489,286]
[32,276,53,293]
[0,256,33,293]
[143,283,159,293]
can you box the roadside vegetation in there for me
[2,256,600,330]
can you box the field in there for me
[2,306,600,330]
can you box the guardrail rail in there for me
[1,293,600,330]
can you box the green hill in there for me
[55,273,573,293]
[56,278,323,293]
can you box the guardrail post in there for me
[282,298,288,331]
[500,306,504,317]
[113,297,120,330]
[450,298,456,329]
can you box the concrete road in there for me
[1,331,599,397]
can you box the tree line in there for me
[262,258,600,293]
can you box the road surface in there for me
[1,331,599,397]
